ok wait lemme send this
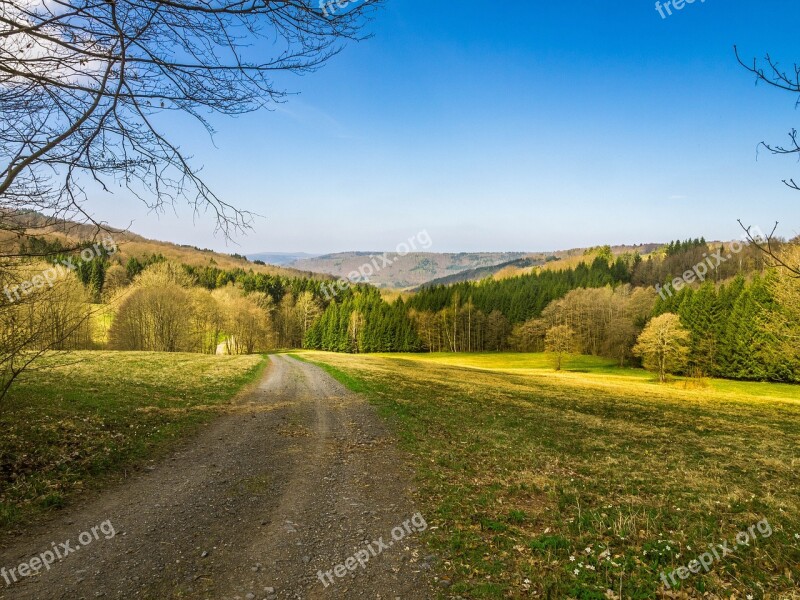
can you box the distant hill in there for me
[417,257,545,288]
[286,252,528,289]
[414,243,665,288]
[5,213,666,289]
[247,252,320,266]
[1,213,327,280]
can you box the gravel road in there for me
[0,355,435,599]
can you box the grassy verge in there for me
[300,351,800,599]
[0,351,266,535]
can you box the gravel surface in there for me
[0,355,436,599]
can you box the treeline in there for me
[654,275,798,382]
[631,239,769,288]
[110,262,329,352]
[304,288,421,352]
[508,285,655,365]
[22,235,115,301]
[408,255,632,324]
[182,263,328,302]
[305,239,800,382]
[5,247,337,355]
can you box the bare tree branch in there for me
[737,219,798,277]
[0,0,380,237]
[735,45,800,193]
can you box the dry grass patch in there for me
[302,351,800,600]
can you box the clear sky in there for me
[85,0,800,254]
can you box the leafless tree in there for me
[0,0,378,236]
[0,0,376,402]
[735,46,800,276]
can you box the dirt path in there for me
[0,356,436,599]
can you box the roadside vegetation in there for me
[305,351,800,599]
[0,352,265,535]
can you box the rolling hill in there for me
[281,251,529,288]
[1,213,328,280]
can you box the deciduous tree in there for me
[544,325,578,371]
[632,313,690,383]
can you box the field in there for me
[0,352,266,534]
[301,351,800,599]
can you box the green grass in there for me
[0,351,266,534]
[301,351,800,599]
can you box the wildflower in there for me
[569,556,576,562]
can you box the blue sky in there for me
[87,0,800,254]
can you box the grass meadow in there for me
[0,352,265,534]
[302,351,800,599]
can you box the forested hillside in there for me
[305,238,800,382]
[4,221,798,389]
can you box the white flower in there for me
[795,533,800,540]
[746,595,753,600]
[573,568,580,576]
[569,556,576,562]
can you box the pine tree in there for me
[89,259,106,302]
[683,282,721,375]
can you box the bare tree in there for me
[0,0,378,235]
[0,265,93,401]
[0,1,376,402]
[734,47,800,276]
